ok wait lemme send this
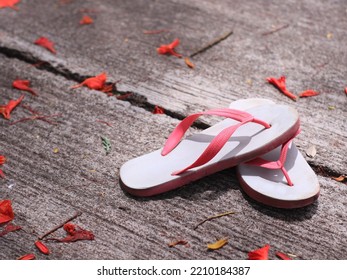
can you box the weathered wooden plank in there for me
[0,0,345,176]
[1,55,346,260]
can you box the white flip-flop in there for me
[120,99,300,196]
[233,99,320,208]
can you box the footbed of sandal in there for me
[233,99,320,208]
[237,143,320,208]
[120,102,300,196]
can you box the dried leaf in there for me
[168,239,189,247]
[276,251,292,260]
[248,244,270,260]
[299,90,319,98]
[0,0,20,10]
[80,15,93,25]
[184,57,195,69]
[152,105,164,114]
[71,72,107,90]
[267,76,297,101]
[12,79,38,96]
[34,37,57,54]
[207,237,228,250]
[101,136,111,155]
[331,175,346,182]
[0,223,21,237]
[157,38,182,58]
[246,78,253,86]
[0,200,14,224]
[0,95,25,120]
[305,145,317,158]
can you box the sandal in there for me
[120,99,300,196]
[234,99,320,208]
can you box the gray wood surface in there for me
[0,0,346,260]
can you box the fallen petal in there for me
[331,175,346,182]
[71,72,107,90]
[0,95,25,120]
[184,57,195,69]
[17,253,36,260]
[0,0,20,10]
[34,37,56,54]
[35,240,50,255]
[0,200,15,224]
[299,90,319,98]
[168,239,189,247]
[152,105,164,114]
[276,251,292,260]
[12,79,38,96]
[80,15,93,25]
[0,223,22,237]
[248,244,270,260]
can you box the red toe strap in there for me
[245,128,301,186]
[161,108,271,175]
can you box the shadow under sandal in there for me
[237,129,320,209]
[120,102,300,197]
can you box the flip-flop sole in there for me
[120,101,300,196]
[233,100,320,208]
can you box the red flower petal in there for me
[80,15,93,25]
[34,37,57,54]
[17,253,36,260]
[35,240,50,255]
[0,155,5,165]
[152,105,164,114]
[345,87,347,95]
[0,95,24,119]
[63,223,76,235]
[0,200,15,224]
[47,223,94,243]
[0,0,20,10]
[298,89,319,98]
[12,79,38,96]
[248,244,270,260]
[267,76,297,101]
[71,72,107,90]
[276,251,292,260]
[0,155,6,178]
[157,38,182,58]
[0,223,22,237]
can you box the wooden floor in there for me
[0,0,346,260]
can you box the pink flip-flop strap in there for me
[161,108,270,175]
[245,128,301,186]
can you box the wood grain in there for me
[0,0,346,260]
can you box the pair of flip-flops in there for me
[120,98,320,208]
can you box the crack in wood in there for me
[189,30,233,58]
[0,45,209,130]
[1,45,341,179]
[310,163,345,180]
